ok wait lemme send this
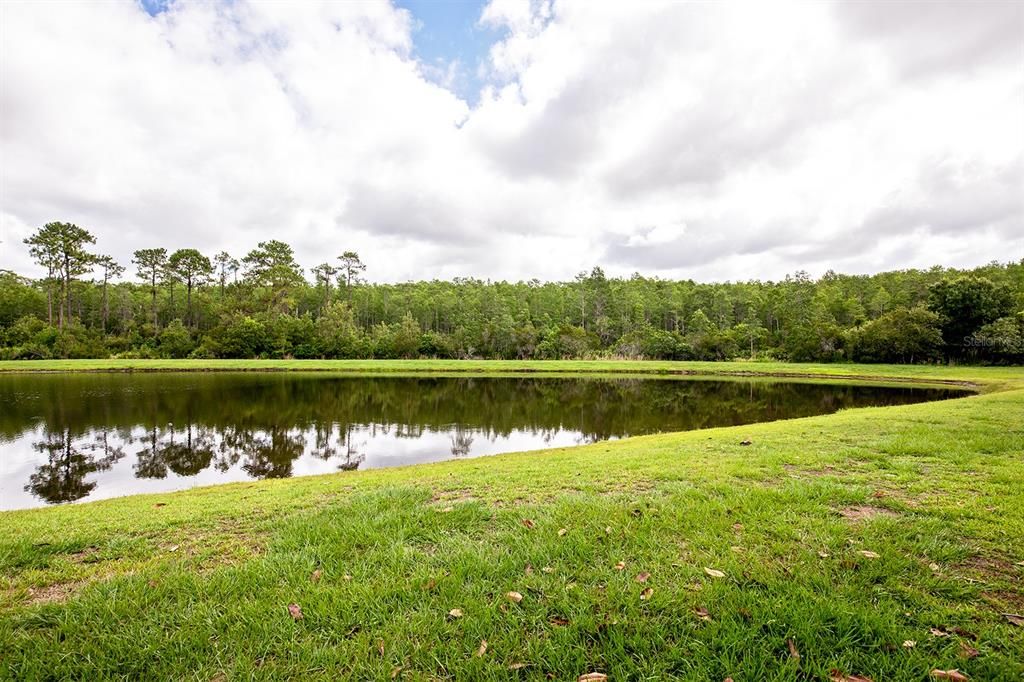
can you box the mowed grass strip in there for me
[0,363,1022,680]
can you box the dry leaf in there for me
[448,608,463,618]
[695,606,712,622]
[605,526,613,535]
[507,591,523,603]
[903,640,916,648]
[558,528,568,536]
[635,571,651,583]
[343,574,353,581]
[929,563,940,571]
[819,551,830,558]
[930,670,969,681]
[578,674,608,682]
[476,640,488,657]
[521,519,535,529]
[704,567,726,578]
[377,639,385,656]
[830,670,874,682]
[525,564,534,575]
[732,523,744,531]
[787,639,800,660]
[287,603,303,620]
[390,666,403,679]
[930,627,950,638]
[311,569,323,583]
[614,561,626,571]
[1003,613,1024,626]
[509,663,527,670]
[858,550,880,559]
[423,578,437,591]
[542,566,554,574]
[640,587,654,600]
[958,642,979,659]
[549,616,569,626]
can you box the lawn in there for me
[1,361,1023,680]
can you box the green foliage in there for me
[158,319,194,359]
[927,275,1014,353]
[219,316,269,359]
[4,231,1024,365]
[847,306,944,364]
[970,312,1024,364]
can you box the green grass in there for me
[2,361,1023,680]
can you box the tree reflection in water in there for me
[25,428,125,504]
[0,373,966,508]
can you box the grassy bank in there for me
[2,362,1023,680]
[1,358,1021,390]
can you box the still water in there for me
[0,372,967,510]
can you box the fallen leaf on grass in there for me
[558,528,568,536]
[422,578,437,591]
[903,640,916,648]
[605,526,612,535]
[614,561,626,571]
[930,628,950,638]
[819,551,830,558]
[704,567,725,578]
[695,607,712,622]
[958,642,979,659]
[377,639,385,656]
[343,574,353,581]
[930,670,969,681]
[507,591,523,603]
[830,670,873,682]
[525,564,533,575]
[858,550,880,559]
[509,663,527,670]
[476,640,487,657]
[732,523,744,531]
[929,563,940,572]
[287,603,303,620]
[542,566,554,574]
[787,639,800,660]
[390,666,403,679]
[311,569,322,583]
[640,587,654,600]
[448,608,463,619]
[549,616,569,626]
[521,519,535,529]
[578,674,607,681]
[635,572,651,583]
[1003,613,1024,626]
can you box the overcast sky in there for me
[1,0,1021,283]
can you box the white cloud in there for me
[1,0,1021,284]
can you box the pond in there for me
[0,372,968,510]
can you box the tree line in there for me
[2,221,1022,364]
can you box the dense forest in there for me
[2,222,1022,364]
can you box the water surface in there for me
[0,372,967,510]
